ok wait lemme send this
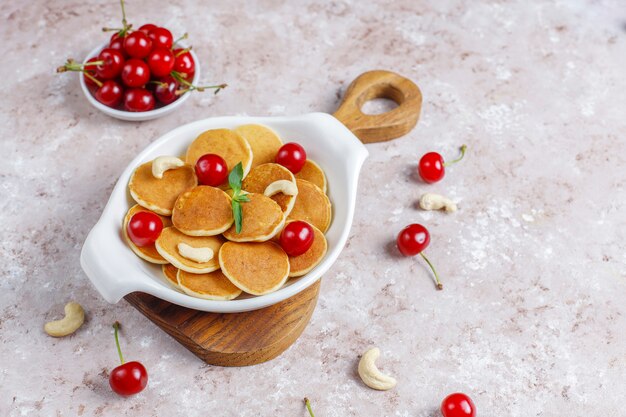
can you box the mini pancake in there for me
[219,241,290,295]
[185,129,253,182]
[162,264,181,289]
[295,160,327,193]
[242,163,296,216]
[234,124,283,169]
[287,222,328,277]
[288,179,332,232]
[155,227,224,273]
[177,269,242,300]
[172,186,234,236]
[129,161,197,216]
[122,204,172,264]
[222,193,285,242]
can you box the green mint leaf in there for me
[228,162,244,194]
[236,193,250,203]
[232,199,243,234]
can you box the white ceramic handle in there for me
[80,222,158,303]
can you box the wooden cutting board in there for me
[125,70,421,366]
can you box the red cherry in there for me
[95,48,125,79]
[127,211,163,246]
[138,23,158,35]
[147,47,175,77]
[110,361,148,396]
[121,59,150,87]
[108,322,148,396]
[441,393,476,417]
[418,145,467,184]
[397,223,430,256]
[83,57,102,87]
[418,152,445,183]
[95,80,123,107]
[280,221,314,256]
[195,154,228,186]
[148,27,173,49]
[109,32,126,54]
[124,89,155,112]
[123,31,153,59]
[397,223,442,290]
[154,76,179,105]
[275,142,307,174]
[173,49,195,78]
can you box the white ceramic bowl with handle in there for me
[80,70,422,313]
[81,113,368,312]
[79,42,201,121]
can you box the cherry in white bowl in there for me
[78,42,202,122]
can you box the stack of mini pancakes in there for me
[123,124,331,300]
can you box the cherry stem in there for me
[174,46,192,57]
[119,0,128,28]
[443,144,467,167]
[173,33,188,46]
[304,398,315,417]
[83,72,103,88]
[148,80,168,88]
[113,321,125,364]
[171,71,227,95]
[419,252,443,290]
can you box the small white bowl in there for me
[81,113,368,313]
[79,42,201,121]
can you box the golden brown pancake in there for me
[242,163,296,216]
[288,179,332,232]
[222,193,285,242]
[234,124,283,169]
[295,160,327,193]
[128,161,197,216]
[287,222,328,277]
[185,129,253,183]
[172,186,234,236]
[122,205,172,264]
[155,227,224,273]
[218,241,290,295]
[162,264,180,289]
[177,269,242,300]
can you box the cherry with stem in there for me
[397,223,443,290]
[109,321,148,396]
[418,144,467,184]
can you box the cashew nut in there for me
[152,156,185,179]
[264,180,298,197]
[419,193,457,213]
[177,243,214,263]
[358,347,397,391]
[44,302,85,337]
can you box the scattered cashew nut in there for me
[177,243,214,263]
[358,347,397,391]
[152,156,185,179]
[264,180,298,197]
[419,193,457,213]
[44,302,85,337]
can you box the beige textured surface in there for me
[1,0,625,416]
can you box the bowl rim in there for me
[80,113,369,313]
[78,41,201,120]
